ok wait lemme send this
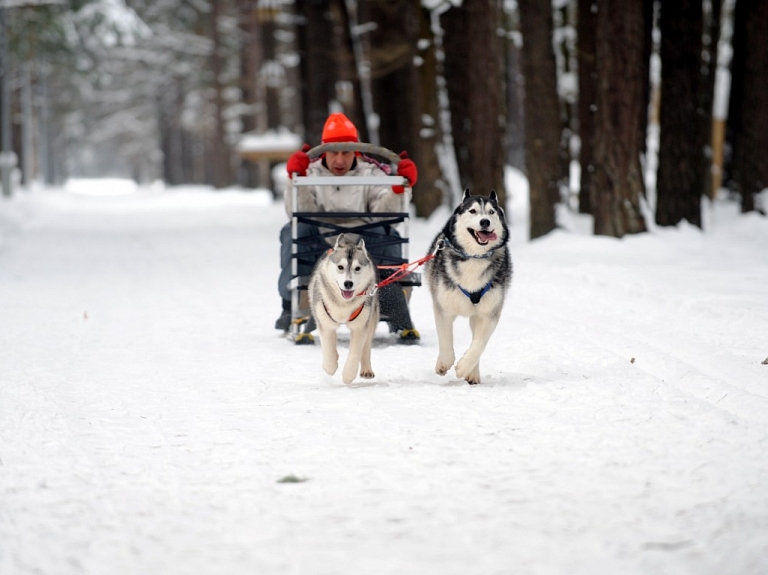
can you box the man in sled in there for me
[275,112,421,344]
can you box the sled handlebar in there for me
[307,142,401,168]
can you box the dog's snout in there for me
[344,280,354,289]
[480,218,490,228]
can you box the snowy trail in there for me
[1,188,767,575]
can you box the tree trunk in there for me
[639,0,654,158]
[504,9,525,172]
[441,1,506,205]
[577,0,597,214]
[518,0,561,238]
[238,0,259,189]
[209,0,232,189]
[656,0,704,228]
[440,6,471,197]
[591,0,647,237]
[701,0,722,199]
[331,0,367,141]
[412,6,444,218]
[366,1,442,217]
[731,0,768,213]
[296,0,337,144]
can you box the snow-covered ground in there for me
[1,174,767,575]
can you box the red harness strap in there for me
[347,304,365,322]
[376,252,437,289]
[322,300,366,324]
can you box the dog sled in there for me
[288,142,421,344]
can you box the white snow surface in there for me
[1,175,767,575]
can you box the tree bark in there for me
[577,0,597,214]
[731,0,768,213]
[656,0,704,228]
[518,0,561,238]
[296,0,338,144]
[591,0,647,237]
[441,1,506,205]
[209,0,233,189]
[701,0,722,199]
[237,0,259,188]
[366,1,442,217]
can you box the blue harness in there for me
[459,282,493,304]
[439,236,496,305]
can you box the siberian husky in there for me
[308,234,380,384]
[424,189,512,384]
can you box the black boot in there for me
[274,299,291,331]
[378,282,420,344]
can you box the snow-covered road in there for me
[1,185,767,575]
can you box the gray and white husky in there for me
[424,189,512,384]
[309,234,380,384]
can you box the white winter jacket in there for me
[284,156,407,235]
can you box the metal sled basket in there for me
[288,142,421,344]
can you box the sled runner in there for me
[288,142,421,344]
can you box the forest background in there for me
[0,0,766,239]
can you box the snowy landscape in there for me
[1,171,767,575]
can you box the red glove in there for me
[393,151,417,194]
[286,144,311,176]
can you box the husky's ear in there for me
[356,237,367,250]
[463,188,471,201]
[490,190,506,220]
[334,234,347,249]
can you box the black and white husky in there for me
[424,189,512,384]
[309,234,380,384]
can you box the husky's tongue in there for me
[476,230,498,243]
[341,289,355,300]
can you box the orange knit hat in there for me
[321,113,359,143]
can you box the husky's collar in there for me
[440,236,499,259]
[459,281,493,304]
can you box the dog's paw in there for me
[359,369,375,379]
[455,357,480,384]
[323,361,338,376]
[342,362,361,384]
[435,361,449,376]
[435,353,455,376]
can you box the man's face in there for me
[326,151,355,176]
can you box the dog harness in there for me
[459,281,493,304]
[322,299,366,324]
[437,235,496,304]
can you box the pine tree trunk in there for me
[412,6,444,218]
[441,1,506,205]
[591,0,647,237]
[639,0,654,158]
[518,0,561,238]
[367,2,442,218]
[296,0,337,144]
[656,0,704,228]
[440,6,471,196]
[238,0,259,189]
[577,0,597,214]
[731,0,768,212]
[209,0,232,189]
[724,0,745,195]
[701,0,722,199]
